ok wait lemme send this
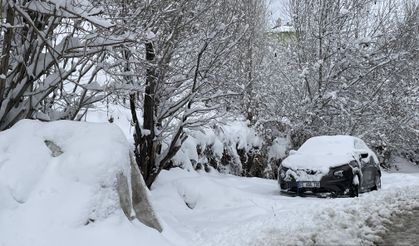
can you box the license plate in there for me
[297,181,320,188]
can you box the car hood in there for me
[282,152,355,173]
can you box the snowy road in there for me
[379,207,419,245]
[152,168,419,246]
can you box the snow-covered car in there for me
[278,135,381,197]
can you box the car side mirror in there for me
[360,153,369,159]
[289,150,297,156]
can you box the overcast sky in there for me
[267,0,291,24]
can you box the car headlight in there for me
[280,170,286,178]
[331,165,352,178]
[333,170,344,178]
[279,166,288,179]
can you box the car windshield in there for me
[298,136,354,155]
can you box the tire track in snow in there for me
[378,207,419,246]
[251,186,419,246]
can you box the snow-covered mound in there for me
[0,120,171,246]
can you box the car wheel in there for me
[372,174,381,191]
[296,188,303,196]
[349,175,360,197]
[349,184,359,197]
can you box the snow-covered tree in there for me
[99,0,259,187]
[264,0,419,164]
[0,0,126,130]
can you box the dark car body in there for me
[278,136,381,197]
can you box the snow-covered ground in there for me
[1,119,419,246]
[388,156,419,173]
[151,168,419,246]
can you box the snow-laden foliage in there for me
[0,0,130,130]
[172,121,263,176]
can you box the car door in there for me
[354,139,375,190]
[360,155,376,189]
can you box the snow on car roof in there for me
[298,135,358,154]
[282,135,369,173]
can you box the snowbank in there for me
[0,120,171,246]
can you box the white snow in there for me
[340,7,350,15]
[387,156,419,173]
[273,25,295,33]
[0,120,172,246]
[267,137,288,161]
[284,168,324,182]
[85,103,135,140]
[151,168,419,246]
[298,135,355,154]
[172,121,263,171]
[283,151,355,174]
[282,135,377,173]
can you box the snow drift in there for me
[0,120,169,246]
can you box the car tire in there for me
[349,175,360,197]
[296,188,303,196]
[372,174,381,191]
[349,184,359,197]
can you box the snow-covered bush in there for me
[172,120,291,178]
[172,121,259,174]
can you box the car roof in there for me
[298,135,367,154]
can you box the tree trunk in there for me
[130,41,160,188]
[0,3,15,109]
[140,41,158,186]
